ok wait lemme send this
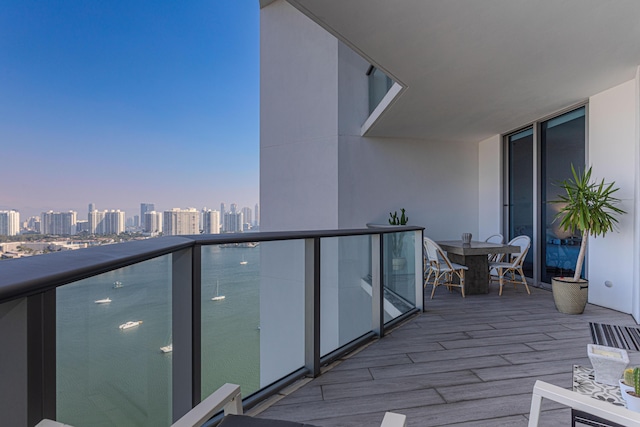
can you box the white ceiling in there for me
[287,0,640,142]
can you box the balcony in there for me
[0,226,423,426]
[255,286,640,426]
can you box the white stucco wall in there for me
[337,136,479,239]
[478,134,503,241]
[588,78,638,314]
[260,0,339,232]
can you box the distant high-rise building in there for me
[140,203,155,229]
[241,207,252,228]
[144,211,163,234]
[230,203,238,214]
[220,203,226,230]
[104,210,125,234]
[202,210,220,234]
[133,215,140,228]
[41,211,77,235]
[0,210,20,236]
[223,211,243,233]
[88,210,105,234]
[76,220,89,233]
[88,203,96,214]
[26,216,40,233]
[254,203,260,227]
[163,208,198,236]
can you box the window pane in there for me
[541,107,586,283]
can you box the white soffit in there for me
[287,0,640,142]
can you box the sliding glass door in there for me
[541,107,586,283]
[507,128,534,278]
[505,106,586,286]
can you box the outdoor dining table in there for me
[436,240,520,294]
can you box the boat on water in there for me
[160,344,173,353]
[240,255,248,265]
[94,298,111,304]
[119,320,143,330]
[113,281,123,289]
[211,280,225,301]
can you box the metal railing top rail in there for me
[0,226,423,304]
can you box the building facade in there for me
[202,209,220,234]
[0,210,20,236]
[163,208,199,236]
[140,203,155,229]
[41,211,77,235]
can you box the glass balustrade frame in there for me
[0,226,423,427]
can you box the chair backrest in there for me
[423,237,441,263]
[423,237,457,271]
[507,235,531,267]
[485,234,504,244]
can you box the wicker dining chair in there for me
[423,237,468,298]
[489,235,531,296]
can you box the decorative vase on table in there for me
[587,344,628,386]
[550,165,625,315]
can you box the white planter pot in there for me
[587,344,629,386]
[620,379,634,401]
[625,390,640,412]
[552,277,588,314]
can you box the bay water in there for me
[56,245,260,426]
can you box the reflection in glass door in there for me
[507,128,534,278]
[541,107,586,283]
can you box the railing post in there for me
[371,234,384,337]
[27,289,56,427]
[414,230,424,312]
[304,238,320,377]
[172,247,197,421]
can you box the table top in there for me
[437,240,520,256]
[573,365,625,407]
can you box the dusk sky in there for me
[0,1,259,219]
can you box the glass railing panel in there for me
[320,235,372,357]
[383,231,417,322]
[0,297,28,426]
[56,255,172,427]
[200,240,305,400]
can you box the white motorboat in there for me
[113,281,123,289]
[119,320,143,330]
[160,344,173,353]
[240,255,248,265]
[95,298,111,304]
[211,280,225,301]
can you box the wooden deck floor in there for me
[252,283,640,426]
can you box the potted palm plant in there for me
[551,165,625,314]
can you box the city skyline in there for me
[0,1,259,221]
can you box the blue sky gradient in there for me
[1,1,259,219]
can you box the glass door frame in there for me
[502,102,589,288]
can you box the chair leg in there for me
[459,270,465,298]
[498,268,504,296]
[424,269,433,289]
[518,267,531,295]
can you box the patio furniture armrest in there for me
[380,412,407,427]
[528,380,640,427]
[173,383,243,427]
